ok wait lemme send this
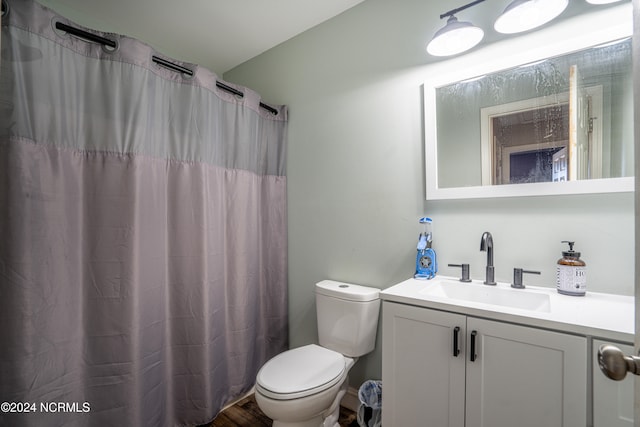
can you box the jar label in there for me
[556,265,587,294]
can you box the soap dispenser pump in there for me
[556,241,587,296]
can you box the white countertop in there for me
[380,276,634,343]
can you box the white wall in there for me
[225,0,635,387]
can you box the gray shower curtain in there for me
[0,1,288,426]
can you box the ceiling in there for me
[32,0,627,77]
[36,0,367,76]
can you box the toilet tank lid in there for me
[315,280,380,302]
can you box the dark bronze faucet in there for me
[480,232,496,285]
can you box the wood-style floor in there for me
[202,394,359,427]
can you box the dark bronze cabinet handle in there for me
[453,326,461,357]
[470,330,478,362]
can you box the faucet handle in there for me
[448,263,471,282]
[511,268,541,289]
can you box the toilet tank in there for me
[315,280,380,357]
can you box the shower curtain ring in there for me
[2,0,9,18]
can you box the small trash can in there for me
[357,380,382,427]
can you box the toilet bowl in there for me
[255,280,380,427]
[255,344,355,427]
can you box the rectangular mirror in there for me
[424,5,633,200]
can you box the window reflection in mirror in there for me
[435,37,632,189]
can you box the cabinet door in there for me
[592,339,634,427]
[382,302,466,427]
[465,317,587,427]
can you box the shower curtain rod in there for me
[54,21,279,115]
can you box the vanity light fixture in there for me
[426,0,485,57]
[494,0,569,34]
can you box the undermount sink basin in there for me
[419,278,551,312]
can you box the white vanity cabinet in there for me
[465,316,587,427]
[382,302,466,426]
[382,301,587,427]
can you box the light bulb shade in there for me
[494,0,569,34]
[427,16,485,57]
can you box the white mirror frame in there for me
[424,3,633,200]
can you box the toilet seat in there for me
[256,344,346,400]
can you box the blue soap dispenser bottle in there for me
[414,217,437,280]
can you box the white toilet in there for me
[255,280,380,427]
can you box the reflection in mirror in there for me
[423,5,634,200]
[436,37,632,189]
